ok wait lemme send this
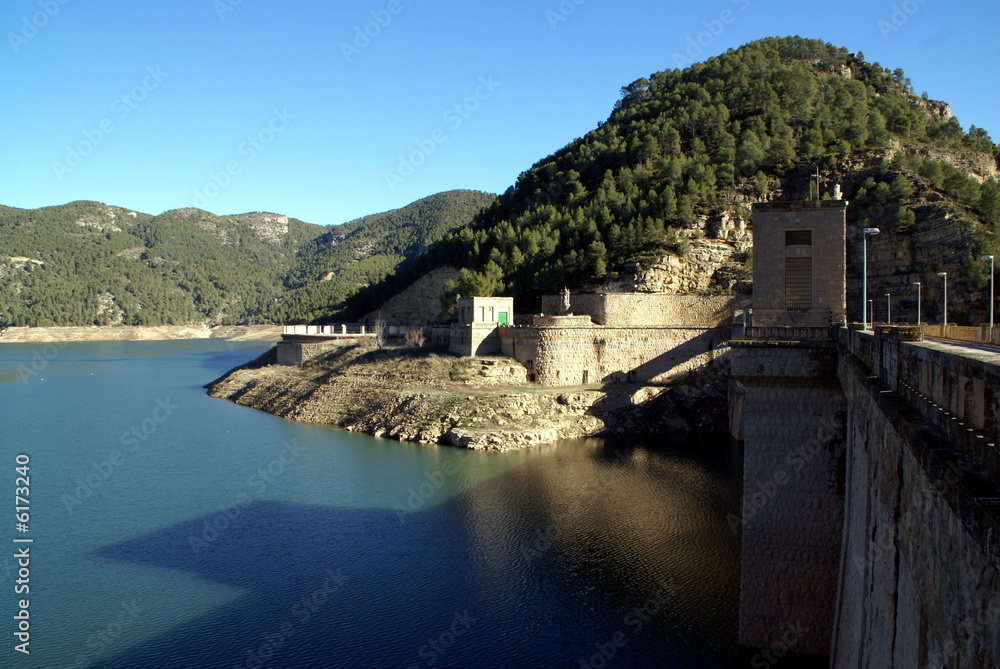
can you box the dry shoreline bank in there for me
[0,325,283,343]
[205,345,729,450]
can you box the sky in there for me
[2,0,998,227]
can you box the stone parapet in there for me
[499,325,729,386]
[539,293,742,327]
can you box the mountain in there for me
[0,190,494,327]
[338,37,999,323]
[267,190,496,323]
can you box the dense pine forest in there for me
[339,37,999,319]
[0,190,493,326]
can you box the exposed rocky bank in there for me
[0,325,282,343]
[206,345,729,450]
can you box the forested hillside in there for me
[267,190,495,323]
[339,37,999,320]
[0,190,492,326]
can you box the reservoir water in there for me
[1,340,741,668]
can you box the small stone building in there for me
[456,297,513,325]
[449,297,514,356]
[750,200,848,327]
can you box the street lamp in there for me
[885,293,891,324]
[982,254,994,329]
[938,271,948,335]
[913,282,921,326]
[863,227,880,329]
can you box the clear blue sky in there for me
[2,0,998,227]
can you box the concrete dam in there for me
[731,200,1000,667]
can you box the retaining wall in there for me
[499,325,730,386]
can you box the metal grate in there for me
[785,257,812,310]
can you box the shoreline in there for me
[0,324,283,343]
[206,345,730,450]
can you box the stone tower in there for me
[750,200,848,327]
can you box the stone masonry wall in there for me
[500,326,729,386]
[752,201,847,327]
[539,293,741,327]
[731,342,847,656]
[276,338,360,366]
[834,351,1000,668]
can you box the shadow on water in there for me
[88,465,739,669]
[90,500,483,669]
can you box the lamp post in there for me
[982,254,994,329]
[913,282,921,326]
[863,228,880,329]
[885,293,891,324]
[938,271,948,336]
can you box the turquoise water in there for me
[0,340,741,668]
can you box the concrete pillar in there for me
[732,342,847,657]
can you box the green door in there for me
[498,311,509,325]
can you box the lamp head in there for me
[913,282,920,286]
[937,272,947,278]
[863,227,880,235]
[983,255,994,261]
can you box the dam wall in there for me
[833,333,1000,668]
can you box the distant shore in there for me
[0,325,283,343]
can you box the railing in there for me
[741,325,834,341]
[282,324,447,338]
[282,324,370,336]
[920,323,1000,345]
[842,324,1000,482]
